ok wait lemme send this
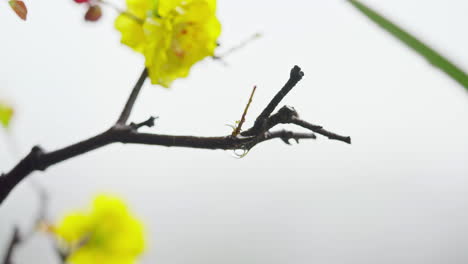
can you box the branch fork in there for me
[0,65,350,205]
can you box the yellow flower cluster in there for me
[54,195,145,264]
[115,0,221,87]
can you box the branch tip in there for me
[242,65,305,136]
[291,65,304,79]
[345,137,352,144]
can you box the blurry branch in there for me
[348,0,468,92]
[22,181,49,240]
[116,68,149,125]
[213,32,262,63]
[0,183,61,264]
[0,66,350,204]
[1,227,20,264]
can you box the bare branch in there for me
[258,130,317,146]
[292,118,351,144]
[0,65,350,205]
[214,32,262,60]
[19,181,49,240]
[0,182,65,264]
[1,227,20,264]
[116,68,148,125]
[242,65,304,136]
[261,106,351,144]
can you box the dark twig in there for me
[2,227,20,264]
[31,183,67,263]
[242,66,304,136]
[116,68,148,125]
[259,106,350,144]
[214,32,262,59]
[0,181,54,264]
[257,130,317,146]
[0,65,350,205]
[20,181,49,240]
[130,116,158,130]
[292,118,351,144]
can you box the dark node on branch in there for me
[31,146,46,171]
[267,106,301,126]
[130,116,158,131]
[277,106,299,119]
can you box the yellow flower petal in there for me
[115,14,146,52]
[157,0,184,17]
[56,213,92,244]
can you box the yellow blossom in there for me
[0,102,14,128]
[115,0,221,87]
[54,194,145,264]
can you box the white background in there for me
[1,0,468,263]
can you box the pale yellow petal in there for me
[115,14,146,52]
[55,194,146,264]
[157,0,185,17]
[55,213,92,244]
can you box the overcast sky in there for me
[1,0,468,263]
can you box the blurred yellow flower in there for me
[54,194,145,264]
[0,102,14,128]
[115,0,221,87]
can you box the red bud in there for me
[84,5,102,22]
